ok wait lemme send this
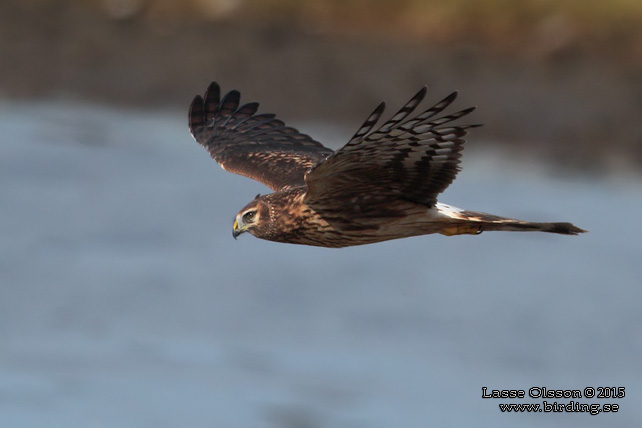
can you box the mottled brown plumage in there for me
[188,82,586,247]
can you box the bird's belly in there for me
[288,202,454,247]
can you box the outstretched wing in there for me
[189,82,334,191]
[304,86,480,214]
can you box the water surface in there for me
[1,101,640,427]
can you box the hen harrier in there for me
[189,82,585,247]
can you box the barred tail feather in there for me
[460,210,587,235]
[478,220,587,235]
[436,205,587,236]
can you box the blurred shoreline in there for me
[2,0,641,171]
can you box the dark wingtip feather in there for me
[203,82,221,121]
[374,100,387,115]
[415,85,428,100]
[424,106,478,128]
[234,102,260,120]
[206,81,220,93]
[404,90,463,125]
[407,86,428,111]
[219,90,241,117]
[443,91,459,103]
[347,101,387,144]
[189,95,205,135]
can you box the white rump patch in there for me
[435,202,465,219]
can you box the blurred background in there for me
[1,0,641,427]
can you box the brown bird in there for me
[188,82,586,247]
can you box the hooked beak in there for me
[232,220,243,240]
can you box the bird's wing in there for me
[189,82,334,192]
[304,86,480,214]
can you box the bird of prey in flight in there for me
[188,82,585,247]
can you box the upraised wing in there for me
[189,82,334,191]
[304,86,480,213]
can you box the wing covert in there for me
[189,82,334,191]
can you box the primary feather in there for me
[189,82,333,191]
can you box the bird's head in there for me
[232,194,270,240]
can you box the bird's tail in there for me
[438,207,587,236]
[475,219,587,235]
